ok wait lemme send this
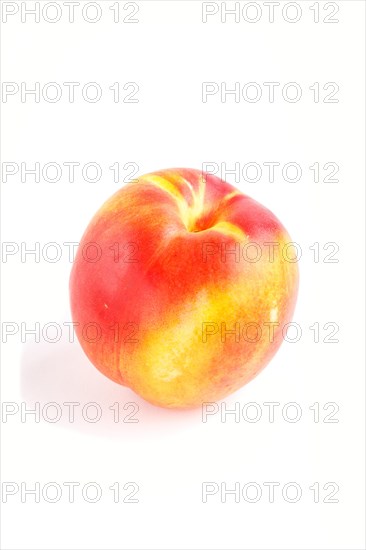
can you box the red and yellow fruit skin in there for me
[69,168,299,409]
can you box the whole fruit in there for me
[70,168,299,408]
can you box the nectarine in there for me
[69,168,298,408]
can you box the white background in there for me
[1,1,365,549]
